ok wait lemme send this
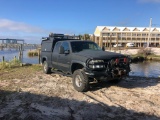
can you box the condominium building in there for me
[93,26,160,47]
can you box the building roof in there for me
[94,26,160,36]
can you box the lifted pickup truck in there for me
[41,33,131,92]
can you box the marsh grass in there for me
[27,50,40,57]
[0,58,21,70]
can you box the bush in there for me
[0,58,21,70]
[137,48,154,57]
[27,50,39,57]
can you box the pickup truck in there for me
[41,33,131,92]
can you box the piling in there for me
[2,56,5,62]
[38,49,41,64]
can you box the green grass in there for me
[0,58,21,70]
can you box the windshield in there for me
[71,41,102,53]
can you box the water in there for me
[130,61,160,78]
[0,50,160,78]
[0,49,39,64]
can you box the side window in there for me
[54,42,61,53]
[61,42,70,51]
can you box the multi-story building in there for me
[93,26,160,47]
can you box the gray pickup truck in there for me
[41,33,131,92]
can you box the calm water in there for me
[0,50,160,78]
[129,61,160,78]
[0,49,39,64]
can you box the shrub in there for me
[137,47,154,57]
[27,50,39,57]
[0,58,21,70]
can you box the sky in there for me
[0,0,160,44]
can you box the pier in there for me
[0,39,24,51]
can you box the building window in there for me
[127,33,131,36]
[97,37,99,40]
[132,33,136,36]
[112,33,116,36]
[142,34,148,36]
[122,33,126,36]
[102,33,110,36]
[157,34,160,37]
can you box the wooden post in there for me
[2,56,5,62]
[38,49,41,64]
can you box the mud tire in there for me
[72,69,89,92]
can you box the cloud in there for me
[0,19,46,33]
[138,0,160,3]
[0,18,78,43]
[0,19,50,43]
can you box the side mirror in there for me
[64,50,70,54]
[59,46,64,54]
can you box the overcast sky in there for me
[0,0,160,44]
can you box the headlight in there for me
[88,60,105,69]
[89,60,104,64]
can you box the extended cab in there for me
[41,33,131,92]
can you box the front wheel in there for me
[72,69,89,92]
[43,61,51,74]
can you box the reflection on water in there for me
[130,61,160,78]
[0,49,39,64]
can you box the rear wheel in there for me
[43,61,51,74]
[72,69,89,92]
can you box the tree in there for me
[83,34,90,40]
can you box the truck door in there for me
[57,41,71,73]
[52,41,62,69]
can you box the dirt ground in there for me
[0,65,160,120]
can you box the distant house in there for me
[92,26,160,47]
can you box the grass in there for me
[27,49,40,57]
[129,48,160,61]
[0,64,42,80]
[0,58,21,70]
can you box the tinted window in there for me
[54,42,61,53]
[71,41,101,53]
[61,42,70,51]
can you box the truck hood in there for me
[74,50,125,60]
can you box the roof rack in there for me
[42,33,80,41]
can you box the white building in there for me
[93,26,160,47]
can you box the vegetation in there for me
[0,64,42,81]
[78,34,90,40]
[137,47,154,57]
[27,49,40,57]
[130,48,160,61]
[0,58,21,70]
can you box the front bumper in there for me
[84,68,128,80]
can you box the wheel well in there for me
[71,63,84,74]
[42,58,46,63]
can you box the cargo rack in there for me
[42,33,81,41]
